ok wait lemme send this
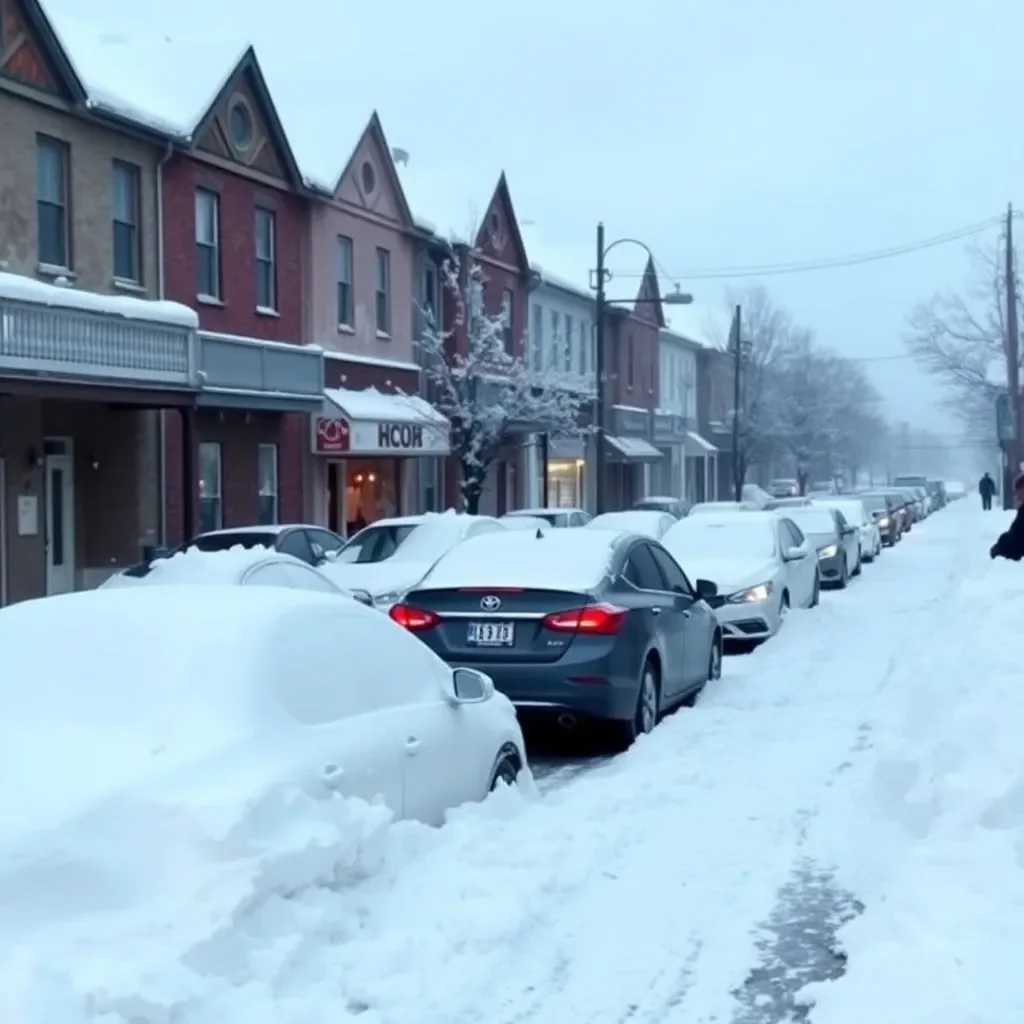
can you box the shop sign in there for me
[613,405,652,438]
[313,416,351,453]
[653,412,687,444]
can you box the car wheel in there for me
[836,561,849,590]
[809,574,820,608]
[777,591,791,628]
[619,659,660,747]
[708,634,723,681]
[489,749,522,791]
[852,552,862,576]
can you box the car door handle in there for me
[405,737,421,756]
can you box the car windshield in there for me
[669,520,776,559]
[788,510,836,535]
[187,531,277,553]
[506,511,561,525]
[336,524,419,564]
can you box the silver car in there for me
[784,506,860,588]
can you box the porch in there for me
[0,273,198,603]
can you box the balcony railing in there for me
[0,296,196,389]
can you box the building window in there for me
[336,235,353,328]
[375,247,391,335]
[36,135,69,268]
[627,334,635,388]
[423,262,438,326]
[564,314,574,372]
[195,189,220,299]
[531,303,544,372]
[111,159,140,282]
[198,441,222,533]
[254,207,276,311]
[550,310,560,369]
[258,443,278,525]
[501,288,514,353]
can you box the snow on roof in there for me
[0,270,197,328]
[417,528,619,594]
[45,8,248,138]
[587,510,672,535]
[325,387,447,425]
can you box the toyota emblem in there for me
[480,595,502,611]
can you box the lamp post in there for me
[592,222,692,514]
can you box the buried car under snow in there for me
[0,587,528,849]
[661,511,819,644]
[389,528,722,746]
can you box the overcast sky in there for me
[47,0,1023,442]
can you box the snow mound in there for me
[803,506,1024,1024]
[102,544,305,588]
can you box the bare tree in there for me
[421,250,588,514]
[905,239,1013,438]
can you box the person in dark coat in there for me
[979,472,997,511]
[990,475,1024,560]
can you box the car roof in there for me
[677,510,779,526]
[114,547,330,586]
[505,507,585,516]
[194,523,334,539]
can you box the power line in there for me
[619,214,1007,282]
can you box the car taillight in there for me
[388,604,439,631]
[541,603,627,635]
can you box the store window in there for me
[345,459,399,534]
[258,443,278,525]
[198,441,222,533]
[547,458,585,508]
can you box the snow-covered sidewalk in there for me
[802,505,1024,1024]
[0,503,988,1024]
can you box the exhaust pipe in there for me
[557,713,578,730]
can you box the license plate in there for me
[467,621,514,646]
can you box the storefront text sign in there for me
[313,416,351,453]
[378,422,424,450]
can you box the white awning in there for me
[686,430,718,454]
[605,435,663,462]
[312,387,450,456]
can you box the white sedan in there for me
[99,545,373,603]
[1,587,528,844]
[586,509,676,540]
[323,511,507,608]
[813,497,882,563]
[662,511,819,643]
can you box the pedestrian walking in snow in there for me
[990,475,1024,561]
[979,472,996,511]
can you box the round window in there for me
[361,161,376,193]
[228,100,253,150]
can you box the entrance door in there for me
[44,439,75,595]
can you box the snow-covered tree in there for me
[420,249,590,514]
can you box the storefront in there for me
[545,436,586,508]
[602,406,662,510]
[311,386,450,535]
[652,412,688,497]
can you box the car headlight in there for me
[818,544,839,559]
[373,590,402,607]
[878,516,889,527]
[728,582,773,604]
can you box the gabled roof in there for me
[304,111,414,227]
[490,172,530,272]
[17,0,87,103]
[634,258,666,328]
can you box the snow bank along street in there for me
[2,499,1016,1023]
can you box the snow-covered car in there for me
[586,510,676,540]
[1,587,528,855]
[498,514,554,532]
[741,484,774,509]
[662,511,819,643]
[98,545,374,605]
[812,497,882,563]
[944,479,967,499]
[688,500,759,515]
[785,505,861,587]
[322,511,507,608]
[501,507,591,527]
[632,496,690,519]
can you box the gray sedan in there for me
[784,506,860,588]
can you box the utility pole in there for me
[731,304,743,501]
[594,222,607,515]
[1006,203,1021,503]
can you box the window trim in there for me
[198,441,223,533]
[194,188,221,301]
[375,246,391,337]
[254,207,277,313]
[258,443,279,525]
[336,235,354,329]
[111,159,141,284]
[36,134,71,271]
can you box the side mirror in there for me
[783,545,807,561]
[695,578,718,601]
[450,667,495,704]
[321,549,341,563]
[348,588,374,607]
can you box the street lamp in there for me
[591,221,693,514]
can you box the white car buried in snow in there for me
[0,587,528,849]
[586,509,677,540]
[812,496,882,564]
[662,511,819,644]
[322,511,507,609]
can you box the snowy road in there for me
[10,504,985,1024]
